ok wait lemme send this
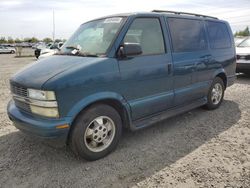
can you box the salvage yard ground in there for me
[0,53,250,187]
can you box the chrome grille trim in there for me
[13,95,58,107]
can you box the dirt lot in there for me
[0,53,250,188]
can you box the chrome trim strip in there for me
[13,95,58,108]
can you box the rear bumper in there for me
[7,100,71,140]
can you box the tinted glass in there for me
[168,18,207,53]
[124,18,165,55]
[206,21,231,49]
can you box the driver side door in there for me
[118,17,174,120]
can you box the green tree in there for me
[235,26,250,37]
[0,37,7,44]
[23,37,31,42]
[55,39,62,43]
[30,37,39,43]
[43,37,53,43]
[8,37,14,44]
[14,38,22,43]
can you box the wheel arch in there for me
[66,92,132,143]
[213,69,227,89]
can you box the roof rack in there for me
[152,10,218,19]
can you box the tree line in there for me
[234,26,250,37]
[0,37,66,44]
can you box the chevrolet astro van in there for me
[7,10,236,160]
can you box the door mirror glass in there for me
[118,43,142,57]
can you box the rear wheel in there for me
[205,77,225,110]
[69,104,122,161]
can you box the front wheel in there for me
[69,104,122,161]
[205,77,225,110]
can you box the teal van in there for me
[8,10,236,160]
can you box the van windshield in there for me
[60,17,125,57]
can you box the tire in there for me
[69,104,122,161]
[11,50,15,54]
[204,77,225,110]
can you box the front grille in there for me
[237,55,250,60]
[11,84,28,97]
[10,83,31,113]
[13,99,31,113]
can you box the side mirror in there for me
[118,43,142,58]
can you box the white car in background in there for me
[236,37,250,74]
[0,46,16,54]
[234,37,247,46]
[39,42,63,59]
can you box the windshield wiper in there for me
[78,52,99,57]
[55,51,100,57]
[65,45,82,54]
[65,46,79,50]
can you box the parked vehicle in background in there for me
[16,42,33,48]
[234,37,247,46]
[236,37,250,74]
[34,43,51,59]
[39,42,63,59]
[1,44,15,47]
[32,42,45,49]
[8,11,236,161]
[0,46,16,54]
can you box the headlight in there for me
[28,89,56,100]
[30,105,59,118]
[27,89,58,117]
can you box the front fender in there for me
[66,91,131,124]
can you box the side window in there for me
[206,21,231,49]
[168,18,207,53]
[124,18,165,55]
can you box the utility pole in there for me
[52,10,55,41]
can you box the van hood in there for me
[10,55,101,89]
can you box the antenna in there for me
[52,10,55,41]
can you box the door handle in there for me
[167,63,172,74]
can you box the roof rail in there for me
[152,10,218,19]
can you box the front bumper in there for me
[7,100,71,140]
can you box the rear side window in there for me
[206,21,231,49]
[123,18,165,55]
[168,18,207,53]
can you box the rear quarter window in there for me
[206,21,231,49]
[168,18,207,53]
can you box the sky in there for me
[0,0,250,39]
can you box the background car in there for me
[236,37,250,74]
[34,43,51,59]
[0,46,16,54]
[234,37,247,46]
[39,42,63,59]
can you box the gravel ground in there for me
[0,53,250,188]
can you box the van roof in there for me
[84,10,224,25]
[98,10,219,20]
[151,10,218,19]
